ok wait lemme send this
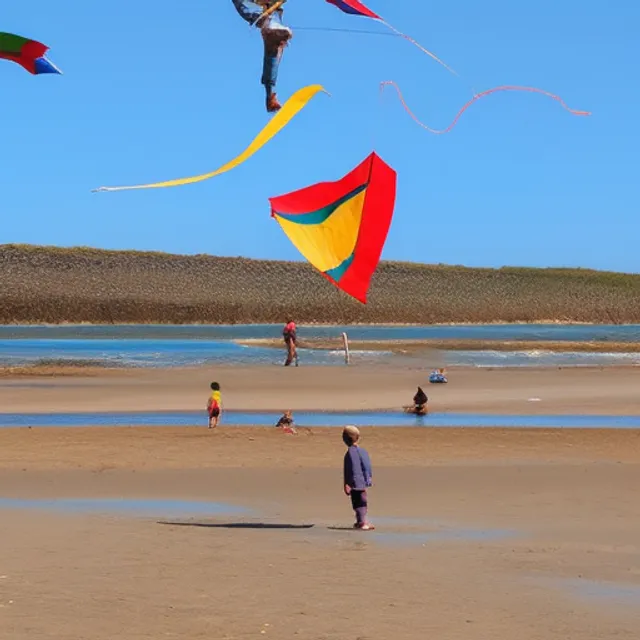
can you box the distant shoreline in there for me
[2,244,640,325]
[1,360,639,379]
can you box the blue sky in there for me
[2,1,638,272]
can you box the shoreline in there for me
[1,359,639,379]
[1,361,639,377]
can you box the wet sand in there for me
[1,428,640,639]
[1,364,640,638]
[1,426,640,470]
[1,364,639,414]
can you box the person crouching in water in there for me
[413,386,428,415]
[283,319,298,366]
[207,382,222,428]
[276,410,297,434]
[343,426,374,530]
[405,386,428,415]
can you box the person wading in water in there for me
[283,319,298,366]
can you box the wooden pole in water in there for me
[342,332,350,365]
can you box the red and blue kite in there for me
[325,0,379,19]
[323,0,458,76]
[0,32,61,75]
[270,152,397,304]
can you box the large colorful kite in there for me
[0,32,61,75]
[94,84,328,192]
[270,152,396,303]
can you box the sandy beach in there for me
[1,364,640,638]
[1,363,639,414]
[0,3,637,631]
[1,427,640,639]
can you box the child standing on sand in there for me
[207,382,222,429]
[342,426,374,530]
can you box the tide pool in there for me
[0,497,251,517]
[1,410,639,428]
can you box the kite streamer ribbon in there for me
[377,21,459,78]
[380,80,591,135]
[93,84,328,192]
[325,0,459,78]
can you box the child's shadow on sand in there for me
[158,521,314,530]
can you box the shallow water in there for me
[564,578,640,604]
[365,528,515,547]
[0,497,251,517]
[1,323,639,368]
[450,350,640,368]
[0,338,380,367]
[2,323,640,342]
[539,577,640,607]
[0,497,514,547]
[1,410,639,428]
[1,339,639,368]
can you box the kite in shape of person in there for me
[231,0,293,113]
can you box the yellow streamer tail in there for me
[93,84,328,193]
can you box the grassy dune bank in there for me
[1,244,640,324]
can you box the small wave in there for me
[447,350,640,368]
[327,349,393,357]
